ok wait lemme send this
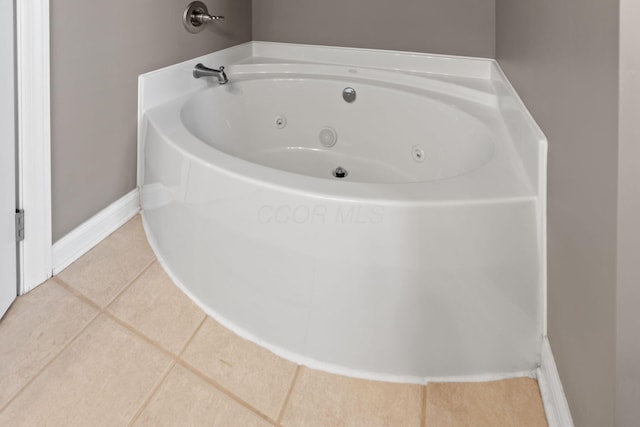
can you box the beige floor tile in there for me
[108,262,205,354]
[134,363,273,426]
[181,318,297,420]
[281,368,423,427]
[0,279,98,408]
[426,378,548,427]
[57,215,155,307]
[0,314,172,426]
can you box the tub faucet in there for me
[193,63,228,84]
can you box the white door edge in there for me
[16,0,53,294]
[1,0,17,317]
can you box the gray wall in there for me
[252,0,495,58]
[617,0,640,424]
[51,0,251,241]
[496,2,619,426]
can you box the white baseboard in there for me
[538,336,574,427]
[52,189,140,275]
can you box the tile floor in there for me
[0,215,548,426]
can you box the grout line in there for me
[104,259,157,309]
[177,315,207,358]
[51,256,156,313]
[422,385,428,427]
[276,365,301,425]
[52,276,103,311]
[127,360,177,426]
[177,359,278,426]
[103,311,178,359]
[0,309,101,414]
[54,276,178,361]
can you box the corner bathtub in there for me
[138,42,547,382]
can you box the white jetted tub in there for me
[138,42,547,382]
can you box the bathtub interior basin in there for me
[138,42,547,382]
[180,64,496,184]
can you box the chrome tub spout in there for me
[193,63,228,84]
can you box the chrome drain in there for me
[343,87,356,103]
[333,166,348,178]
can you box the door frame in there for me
[16,0,52,294]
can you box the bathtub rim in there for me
[138,42,547,199]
